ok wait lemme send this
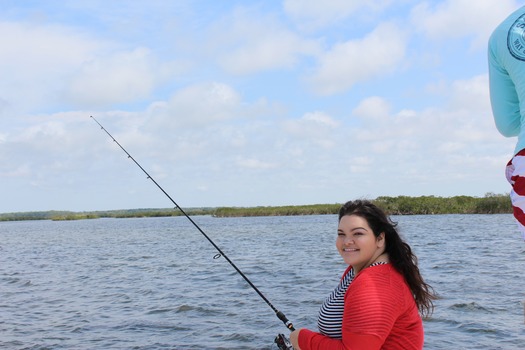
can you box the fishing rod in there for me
[90,116,295,343]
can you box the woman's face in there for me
[336,214,385,273]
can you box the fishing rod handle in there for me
[276,311,295,331]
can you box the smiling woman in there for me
[336,214,387,274]
[289,199,437,350]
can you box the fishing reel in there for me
[274,333,293,350]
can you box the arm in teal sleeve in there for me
[488,49,521,137]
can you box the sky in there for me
[0,0,522,213]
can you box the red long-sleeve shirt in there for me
[298,264,423,350]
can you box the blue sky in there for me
[0,0,522,213]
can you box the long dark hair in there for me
[339,199,436,317]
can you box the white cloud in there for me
[209,9,320,74]
[411,0,520,48]
[309,22,407,95]
[0,21,104,112]
[449,74,491,112]
[283,111,339,149]
[0,22,100,73]
[66,47,179,108]
[0,1,518,212]
[219,31,318,74]
[0,164,31,178]
[349,156,373,173]
[147,82,242,129]
[236,157,278,170]
[353,96,392,122]
[352,74,505,162]
[18,120,65,142]
[0,19,187,113]
[302,111,339,127]
[284,0,361,27]
[283,0,394,29]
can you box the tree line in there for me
[0,208,215,222]
[213,193,511,217]
[0,194,511,222]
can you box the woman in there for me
[290,200,436,350]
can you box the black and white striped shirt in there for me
[317,262,387,339]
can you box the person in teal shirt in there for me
[489,5,525,240]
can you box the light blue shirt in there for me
[489,6,525,155]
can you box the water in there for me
[0,214,524,349]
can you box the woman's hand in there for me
[289,329,302,350]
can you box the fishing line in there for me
[90,116,295,333]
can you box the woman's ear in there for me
[377,232,386,248]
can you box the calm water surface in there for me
[0,214,524,349]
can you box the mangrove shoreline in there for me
[0,194,512,222]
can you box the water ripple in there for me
[0,214,524,349]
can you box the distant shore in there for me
[0,194,511,222]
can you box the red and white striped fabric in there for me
[506,148,525,239]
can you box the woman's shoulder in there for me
[353,264,404,287]
[345,264,408,307]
